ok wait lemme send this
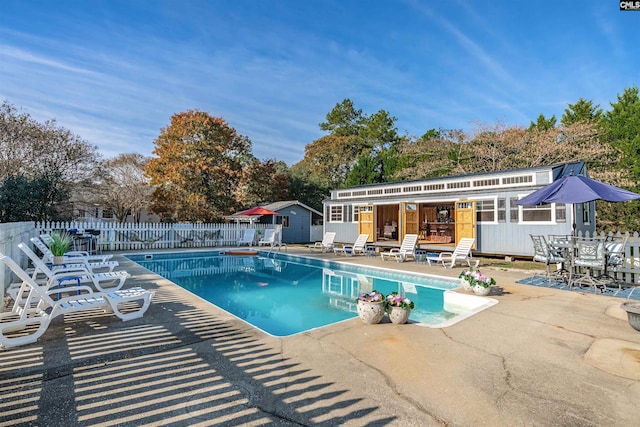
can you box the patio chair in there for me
[11,243,129,298]
[32,236,117,273]
[380,234,418,262]
[600,235,629,289]
[309,232,336,253]
[529,235,568,284]
[428,237,479,269]
[568,237,607,292]
[0,254,153,349]
[334,234,369,256]
[237,229,256,247]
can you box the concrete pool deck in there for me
[2,247,640,426]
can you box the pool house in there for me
[323,162,595,258]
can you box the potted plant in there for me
[620,302,640,332]
[49,231,73,265]
[459,269,496,296]
[385,292,415,324]
[355,290,386,324]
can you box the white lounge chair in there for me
[429,237,479,269]
[0,254,153,349]
[237,229,256,247]
[380,234,418,262]
[12,243,129,297]
[258,228,286,251]
[334,234,369,256]
[309,232,336,253]
[258,229,276,246]
[32,236,118,273]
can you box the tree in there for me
[528,113,557,131]
[293,134,363,189]
[599,86,640,230]
[236,159,290,207]
[603,86,640,183]
[393,128,469,180]
[300,101,402,192]
[286,162,330,212]
[145,110,253,222]
[561,98,603,126]
[467,121,614,173]
[319,99,364,137]
[0,174,68,222]
[0,101,100,221]
[345,153,381,187]
[100,153,153,223]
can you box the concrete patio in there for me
[1,247,639,426]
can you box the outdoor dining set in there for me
[531,234,630,293]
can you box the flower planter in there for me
[356,301,386,324]
[620,302,640,332]
[53,256,65,265]
[388,306,411,324]
[459,278,473,292]
[473,285,491,296]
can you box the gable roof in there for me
[227,200,323,221]
[259,200,322,216]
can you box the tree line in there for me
[1,85,639,230]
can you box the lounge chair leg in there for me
[0,317,51,349]
[106,288,154,322]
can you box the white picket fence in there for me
[34,221,273,252]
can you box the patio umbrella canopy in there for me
[516,174,640,232]
[239,206,280,216]
[516,175,640,205]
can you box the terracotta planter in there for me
[356,301,386,324]
[620,302,640,332]
[459,278,473,292]
[388,306,411,324]
[473,285,491,296]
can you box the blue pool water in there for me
[126,251,461,336]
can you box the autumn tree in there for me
[467,121,615,173]
[145,110,252,222]
[298,99,401,195]
[236,159,290,207]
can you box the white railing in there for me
[34,221,273,252]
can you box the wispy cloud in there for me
[1,1,638,165]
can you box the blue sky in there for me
[1,1,638,165]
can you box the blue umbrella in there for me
[516,175,640,205]
[516,174,640,233]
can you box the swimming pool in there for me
[126,251,497,336]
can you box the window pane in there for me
[509,197,519,222]
[523,206,551,221]
[555,203,566,222]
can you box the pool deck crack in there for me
[320,338,449,426]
